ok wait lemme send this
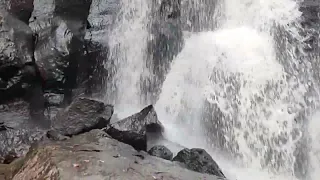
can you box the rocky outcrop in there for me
[105,105,164,151]
[29,0,92,103]
[173,148,225,178]
[0,9,37,104]
[148,145,173,160]
[9,129,223,180]
[0,97,113,164]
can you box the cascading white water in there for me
[106,0,320,179]
[155,0,318,180]
[105,0,151,116]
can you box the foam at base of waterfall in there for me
[154,12,311,180]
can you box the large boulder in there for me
[105,105,164,151]
[51,97,113,136]
[9,129,223,180]
[172,148,225,178]
[29,0,92,103]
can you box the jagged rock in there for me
[0,11,34,71]
[105,105,164,151]
[172,148,225,178]
[29,0,92,102]
[0,9,37,103]
[11,129,223,180]
[104,126,146,151]
[51,97,113,136]
[84,0,119,96]
[86,0,119,42]
[148,145,173,160]
[80,40,109,96]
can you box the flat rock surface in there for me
[13,130,224,180]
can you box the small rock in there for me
[148,145,173,160]
[172,148,225,178]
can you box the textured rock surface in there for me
[106,105,164,151]
[0,97,113,164]
[148,145,173,160]
[12,130,224,180]
[173,148,225,178]
[29,0,92,102]
[52,97,113,136]
[0,9,36,103]
[0,101,48,164]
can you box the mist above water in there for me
[104,0,320,179]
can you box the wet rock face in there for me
[52,97,113,136]
[0,10,42,105]
[105,105,164,151]
[143,0,184,103]
[148,145,173,160]
[0,11,34,72]
[29,0,92,100]
[299,5,320,52]
[172,148,225,178]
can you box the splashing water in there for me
[105,0,151,111]
[106,0,320,179]
[156,0,317,180]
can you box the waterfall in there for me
[105,0,320,179]
[104,0,151,116]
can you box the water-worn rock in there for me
[52,97,113,136]
[0,9,37,103]
[172,148,225,178]
[29,0,92,103]
[11,129,223,180]
[148,145,173,160]
[105,105,164,151]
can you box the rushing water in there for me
[106,0,320,179]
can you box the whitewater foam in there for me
[106,0,319,179]
[155,0,311,179]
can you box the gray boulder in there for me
[52,97,113,136]
[105,105,164,151]
[173,148,225,178]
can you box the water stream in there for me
[105,0,320,179]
